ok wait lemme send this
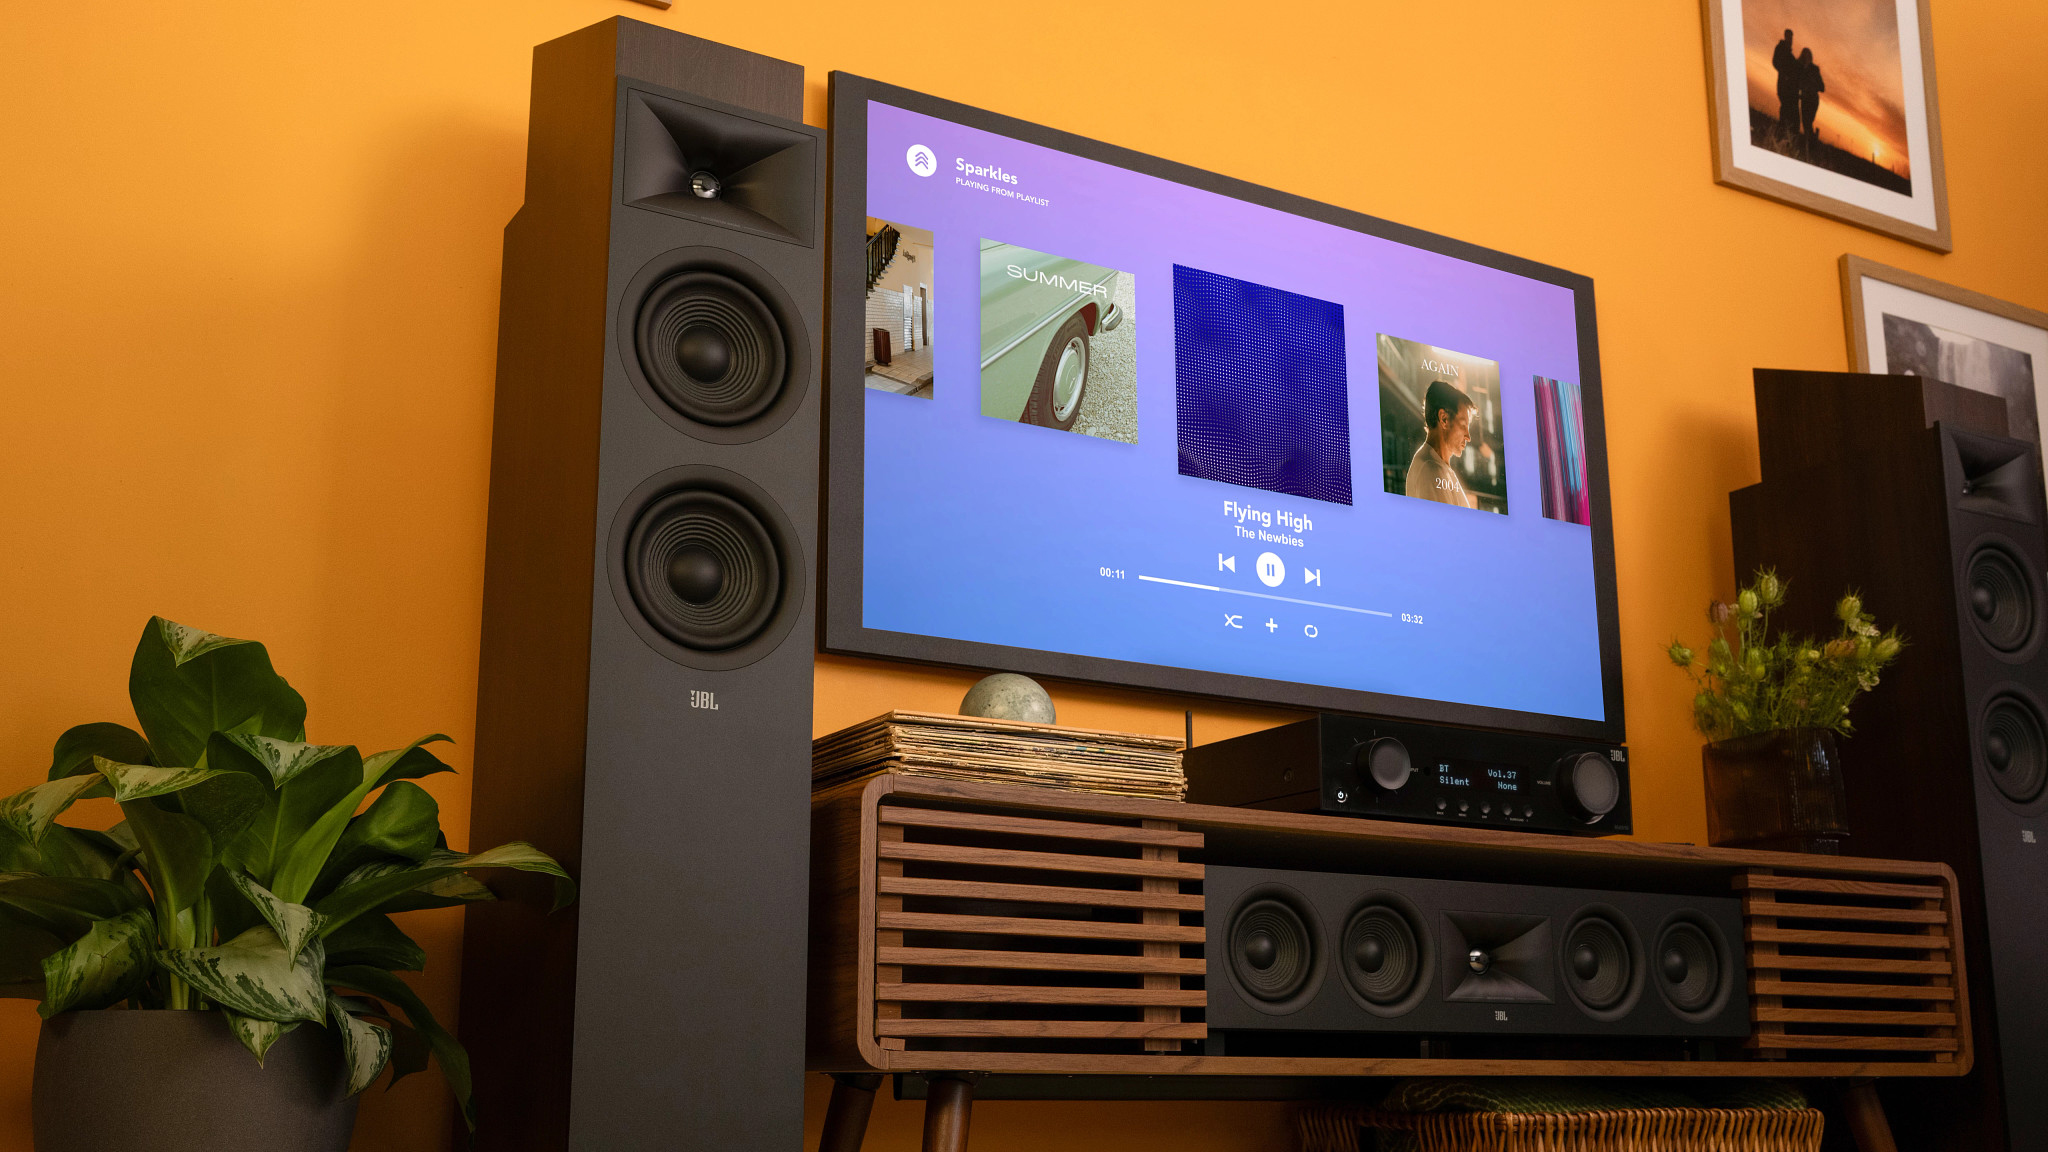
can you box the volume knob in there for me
[1558,751,1621,822]
[1356,738,1413,792]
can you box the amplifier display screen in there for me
[1433,761,1523,792]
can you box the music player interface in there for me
[860,100,1604,722]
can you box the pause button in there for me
[1255,552,1286,588]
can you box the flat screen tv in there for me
[824,74,1624,742]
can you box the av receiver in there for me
[1186,715,1630,836]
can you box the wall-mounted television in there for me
[824,74,1624,742]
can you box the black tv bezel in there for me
[822,72,1626,744]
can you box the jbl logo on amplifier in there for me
[690,690,720,711]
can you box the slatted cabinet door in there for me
[867,800,1206,1054]
[1739,869,1966,1064]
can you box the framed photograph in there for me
[1842,254,2048,488]
[1702,0,1949,251]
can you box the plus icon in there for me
[1264,618,1278,632]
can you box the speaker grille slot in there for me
[1341,902,1422,1009]
[635,270,788,427]
[624,488,782,651]
[1563,914,1634,1013]
[1656,920,1721,1016]
[1229,897,1315,1005]
[1981,692,2048,805]
[1966,545,2036,653]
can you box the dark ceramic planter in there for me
[1701,727,1850,854]
[33,1009,357,1152]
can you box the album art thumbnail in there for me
[979,240,1136,443]
[1378,334,1505,515]
[864,219,935,399]
[1172,264,1352,505]
[1742,0,1912,195]
[1533,376,1592,527]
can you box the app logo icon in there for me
[905,144,937,177]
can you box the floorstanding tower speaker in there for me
[456,19,822,1152]
[1733,370,2047,1152]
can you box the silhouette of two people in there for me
[1772,29,1826,145]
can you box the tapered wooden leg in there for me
[1840,1080,1898,1152]
[819,1074,883,1152]
[920,1074,975,1152]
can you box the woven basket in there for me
[1299,1102,1825,1152]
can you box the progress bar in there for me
[1136,575,1395,617]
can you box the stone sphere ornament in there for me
[959,673,1056,725]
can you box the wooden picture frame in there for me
[1842,253,2048,503]
[1702,0,1950,251]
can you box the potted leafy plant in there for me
[3,617,573,1152]
[1667,569,1902,853]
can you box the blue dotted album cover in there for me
[1172,263,1353,505]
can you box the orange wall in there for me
[3,1,2045,1148]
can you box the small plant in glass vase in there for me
[1667,568,1903,853]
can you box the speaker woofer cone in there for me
[1982,692,2048,805]
[635,270,787,427]
[1228,897,1314,1005]
[1563,914,1634,1013]
[1341,902,1422,1008]
[624,488,782,651]
[1656,919,1723,1017]
[1966,544,2035,653]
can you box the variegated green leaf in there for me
[269,734,450,904]
[0,775,109,844]
[223,1010,300,1064]
[157,618,255,666]
[38,908,154,1017]
[91,757,237,803]
[159,926,326,1024]
[221,734,356,790]
[224,870,325,960]
[328,993,394,1095]
[360,735,454,787]
[48,722,152,780]
[326,965,474,1128]
[313,842,573,936]
[127,616,307,770]
[366,869,496,916]
[321,913,425,972]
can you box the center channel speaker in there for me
[1732,370,2048,1152]
[1205,866,1748,1045]
[456,20,821,1152]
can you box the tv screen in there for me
[825,75,1624,742]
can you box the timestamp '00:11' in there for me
[1099,567,1126,579]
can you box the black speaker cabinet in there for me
[456,19,822,1152]
[1733,369,2047,1152]
[1203,865,1748,1050]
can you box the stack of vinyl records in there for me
[812,710,1187,801]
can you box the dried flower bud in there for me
[1837,593,1864,623]
[1759,570,1783,605]
[1667,642,1694,667]
[1738,589,1759,616]
[1824,638,1857,660]
[1708,601,1734,626]
[1875,636,1901,661]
